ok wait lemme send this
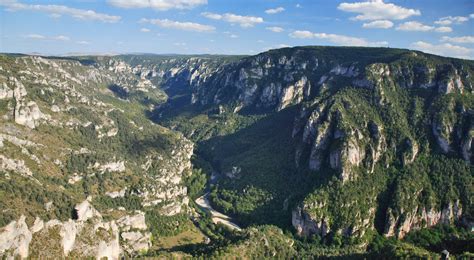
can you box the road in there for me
[195,192,242,231]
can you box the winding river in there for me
[194,171,242,231]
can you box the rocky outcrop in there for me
[0,215,32,259]
[121,231,151,254]
[14,100,45,129]
[0,155,33,177]
[292,206,329,237]
[308,123,332,171]
[384,200,463,238]
[0,200,155,259]
[75,197,101,222]
[140,139,193,215]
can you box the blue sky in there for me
[0,0,473,59]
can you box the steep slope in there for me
[152,47,473,245]
[0,46,472,258]
[0,55,194,258]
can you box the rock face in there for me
[0,215,32,259]
[0,46,473,255]
[0,200,155,259]
[0,55,197,258]
[384,200,463,238]
[292,206,329,237]
[75,197,101,221]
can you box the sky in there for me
[0,0,473,59]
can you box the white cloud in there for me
[107,0,207,10]
[289,30,314,39]
[140,28,151,33]
[441,36,474,44]
[25,34,73,41]
[53,35,70,41]
[140,18,215,32]
[201,12,263,27]
[396,21,452,33]
[338,0,420,21]
[296,4,302,8]
[25,34,46,39]
[230,34,238,38]
[266,26,284,33]
[411,41,472,59]
[76,40,90,45]
[435,16,469,25]
[471,13,474,19]
[2,0,120,23]
[396,21,433,31]
[265,7,284,14]
[362,20,393,29]
[434,26,452,33]
[201,12,222,20]
[289,30,387,47]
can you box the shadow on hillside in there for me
[192,106,336,229]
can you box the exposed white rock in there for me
[0,215,32,259]
[96,222,121,260]
[121,232,151,254]
[60,220,79,256]
[50,105,60,112]
[106,188,126,198]
[30,217,44,234]
[0,82,13,99]
[308,123,332,171]
[292,207,329,237]
[0,155,33,177]
[384,200,463,238]
[68,174,83,184]
[95,161,126,173]
[117,212,147,231]
[14,101,45,129]
[75,198,101,222]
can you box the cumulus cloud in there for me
[1,0,120,23]
[140,18,215,32]
[266,26,284,33]
[411,41,472,59]
[289,30,387,47]
[140,28,151,33]
[396,21,434,31]
[435,16,469,25]
[362,20,393,29]
[338,0,420,21]
[434,26,452,33]
[107,0,207,10]
[441,36,474,44]
[201,12,263,27]
[396,21,451,33]
[265,7,285,14]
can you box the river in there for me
[194,170,242,231]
